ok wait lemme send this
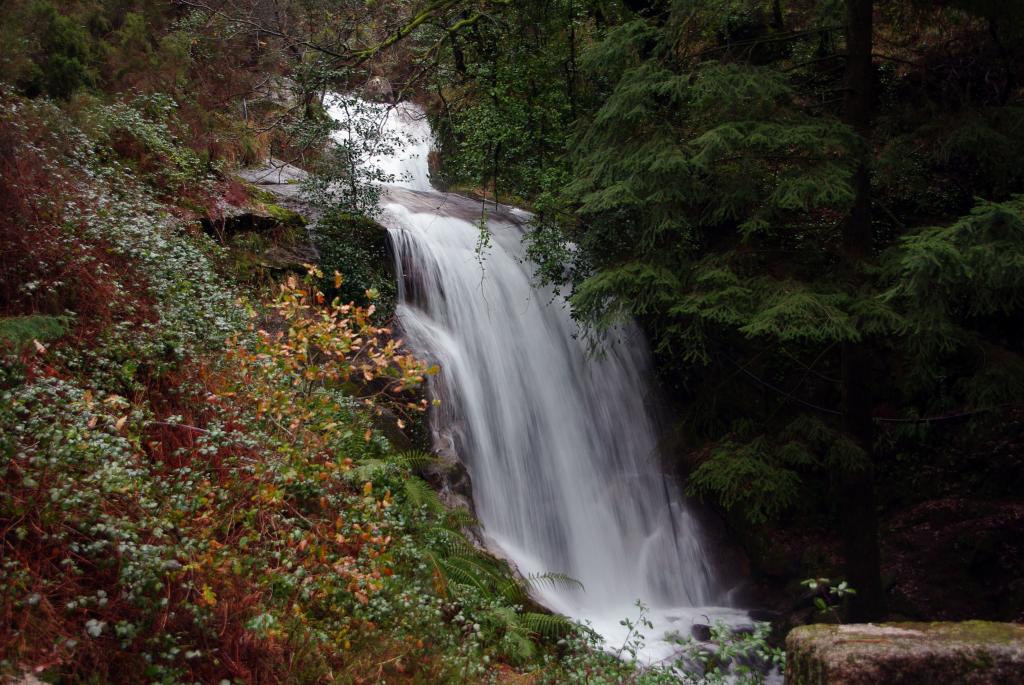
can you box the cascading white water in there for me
[328,96,748,662]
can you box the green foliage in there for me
[566,59,856,257]
[690,438,803,524]
[346,449,439,487]
[314,209,398,319]
[740,286,859,343]
[0,315,70,350]
[801,577,857,622]
[876,197,1024,405]
[87,92,211,191]
[427,0,580,200]
[883,197,1024,348]
[24,0,96,99]
[671,621,785,685]
[336,445,587,667]
[1,1,190,100]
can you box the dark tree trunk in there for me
[839,338,884,621]
[770,0,785,30]
[449,34,466,76]
[449,11,469,76]
[839,0,886,622]
[566,0,578,119]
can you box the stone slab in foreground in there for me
[786,621,1024,684]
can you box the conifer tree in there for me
[431,0,1024,620]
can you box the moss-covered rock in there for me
[314,210,396,321]
[786,622,1024,684]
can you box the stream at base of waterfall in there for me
[326,95,752,665]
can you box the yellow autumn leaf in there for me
[334,271,343,288]
[362,481,373,496]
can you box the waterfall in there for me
[327,97,748,662]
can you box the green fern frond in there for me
[517,612,579,639]
[507,632,537,661]
[403,476,445,515]
[425,526,482,560]
[492,572,584,605]
[346,449,439,482]
[421,549,449,597]
[523,572,584,594]
[393,450,439,470]
[439,556,507,593]
[445,507,478,529]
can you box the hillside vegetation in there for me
[0,2,595,683]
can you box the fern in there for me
[346,449,438,482]
[487,607,539,661]
[424,525,482,561]
[517,612,579,639]
[438,555,508,593]
[522,572,585,595]
[403,476,445,515]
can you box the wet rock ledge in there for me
[786,622,1024,684]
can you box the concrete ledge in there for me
[785,621,1024,684]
